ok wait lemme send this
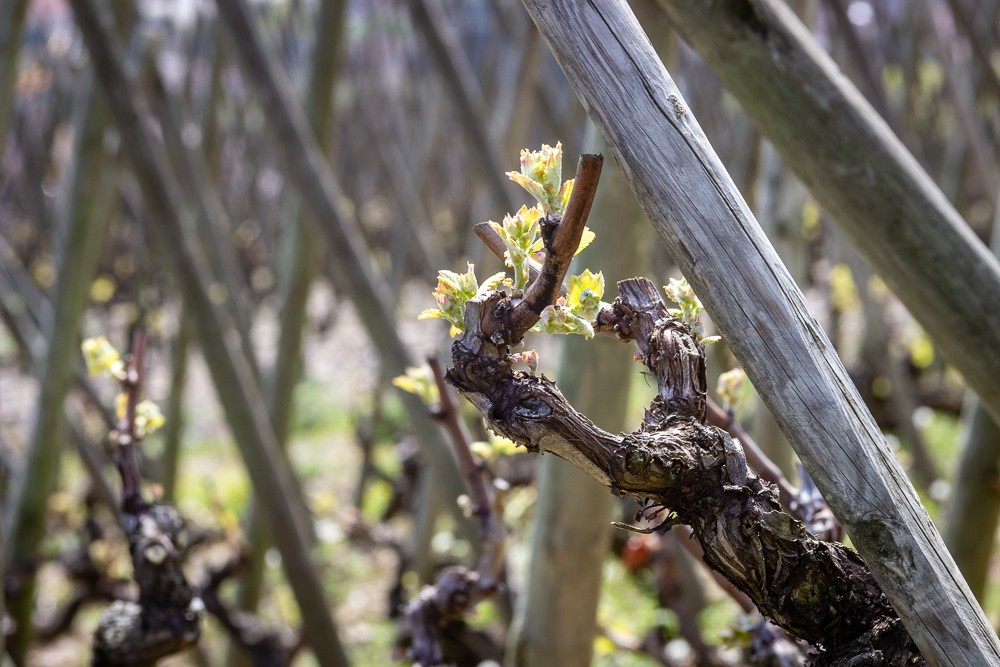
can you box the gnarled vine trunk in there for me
[447,277,922,665]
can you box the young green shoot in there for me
[421,143,604,347]
[83,336,165,439]
[664,277,720,346]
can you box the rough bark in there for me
[90,332,203,665]
[91,505,201,665]
[517,1,999,664]
[655,0,1000,427]
[449,277,920,665]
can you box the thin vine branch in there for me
[427,356,491,527]
[404,360,509,666]
[115,330,147,518]
[199,550,302,666]
[505,153,603,341]
[473,222,560,297]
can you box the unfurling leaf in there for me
[135,400,165,438]
[574,224,595,256]
[566,269,604,320]
[717,369,746,411]
[664,276,713,343]
[82,336,125,379]
[558,179,574,216]
[115,395,166,439]
[115,392,128,421]
[509,349,539,372]
[664,277,703,320]
[419,262,490,336]
[506,172,547,206]
[533,304,595,339]
[470,434,520,461]
[507,142,569,214]
[477,272,508,297]
[392,366,440,406]
[518,142,561,192]
[492,205,544,290]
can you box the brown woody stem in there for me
[92,331,201,663]
[474,222,560,297]
[505,154,603,341]
[115,329,147,518]
[705,399,794,506]
[427,355,491,527]
[476,196,841,541]
[404,360,509,665]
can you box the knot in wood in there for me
[646,319,707,422]
[513,395,552,419]
[625,447,650,475]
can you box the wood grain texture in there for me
[519,1,1000,664]
[657,0,1000,427]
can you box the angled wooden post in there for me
[236,0,347,619]
[519,1,1000,664]
[656,0,1000,426]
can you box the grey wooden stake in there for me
[519,1,1000,664]
[656,0,1000,427]
[237,0,346,620]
